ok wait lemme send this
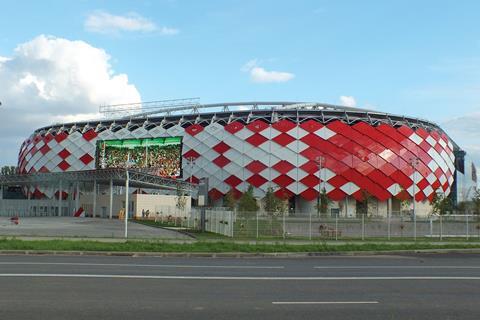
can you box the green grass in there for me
[234,216,284,238]
[1,238,480,253]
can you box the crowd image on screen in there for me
[98,144,181,177]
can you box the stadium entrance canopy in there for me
[0,168,197,195]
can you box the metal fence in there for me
[191,210,480,240]
[0,199,70,217]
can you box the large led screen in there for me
[96,137,182,177]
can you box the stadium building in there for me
[15,101,478,217]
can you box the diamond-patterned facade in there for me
[18,116,458,205]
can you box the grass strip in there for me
[1,238,480,253]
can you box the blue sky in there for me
[0,0,479,165]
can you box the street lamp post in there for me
[316,156,324,218]
[410,157,420,241]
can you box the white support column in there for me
[92,180,97,218]
[109,178,113,220]
[58,180,63,217]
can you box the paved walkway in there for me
[0,217,191,240]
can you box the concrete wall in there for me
[79,193,191,218]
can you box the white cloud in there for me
[242,59,294,83]
[85,11,178,35]
[442,113,480,165]
[0,35,141,165]
[339,96,357,108]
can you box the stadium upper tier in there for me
[18,102,459,207]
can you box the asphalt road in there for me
[0,253,479,319]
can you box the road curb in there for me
[1,248,480,258]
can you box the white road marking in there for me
[314,266,480,269]
[0,262,284,269]
[0,274,480,280]
[272,301,379,305]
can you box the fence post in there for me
[283,211,286,240]
[335,213,338,241]
[362,214,365,241]
[309,211,312,240]
[429,216,433,237]
[466,214,469,240]
[256,211,259,239]
[440,214,443,241]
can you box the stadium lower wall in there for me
[18,117,456,216]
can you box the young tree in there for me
[357,190,375,216]
[472,189,480,215]
[175,183,187,211]
[263,186,288,215]
[315,187,331,216]
[237,185,259,213]
[431,192,453,216]
[223,189,237,210]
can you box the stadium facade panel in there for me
[17,103,469,215]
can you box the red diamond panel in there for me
[272,133,295,146]
[300,147,322,161]
[246,133,268,147]
[246,174,268,188]
[58,148,71,159]
[224,121,244,134]
[79,153,94,165]
[185,175,200,184]
[209,188,224,201]
[273,175,295,188]
[300,119,323,132]
[328,175,349,188]
[275,188,295,199]
[246,160,267,174]
[300,188,318,201]
[213,141,231,154]
[39,144,51,155]
[272,119,296,132]
[39,166,49,173]
[58,160,70,171]
[230,188,243,200]
[300,175,319,188]
[83,129,98,142]
[246,120,269,133]
[213,155,231,168]
[43,133,54,144]
[55,131,68,143]
[300,160,319,174]
[29,146,38,156]
[183,149,201,159]
[328,189,347,201]
[224,175,242,187]
[185,124,204,136]
[272,160,295,174]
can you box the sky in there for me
[0,0,479,166]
